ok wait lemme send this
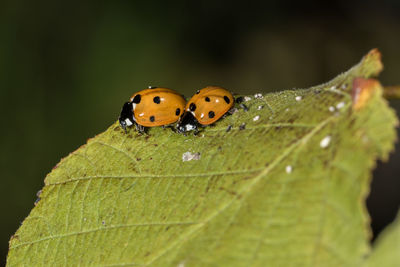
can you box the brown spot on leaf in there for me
[352,77,380,110]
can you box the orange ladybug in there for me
[119,87,186,133]
[177,86,234,133]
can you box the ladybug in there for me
[177,86,234,133]
[119,87,186,133]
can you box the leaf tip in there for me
[361,48,384,76]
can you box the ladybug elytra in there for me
[119,87,186,133]
[177,86,234,133]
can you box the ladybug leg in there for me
[227,107,238,115]
[135,123,146,134]
[121,124,128,134]
[234,96,249,111]
[167,124,177,133]
[162,124,176,133]
[239,103,249,112]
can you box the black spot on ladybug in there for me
[132,94,141,104]
[150,116,155,122]
[205,97,210,102]
[224,96,230,104]
[153,96,161,104]
[189,103,196,111]
[196,90,200,94]
[175,108,181,116]
[208,111,215,118]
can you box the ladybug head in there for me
[119,101,135,132]
[177,111,198,133]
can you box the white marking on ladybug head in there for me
[125,119,133,126]
[185,124,196,131]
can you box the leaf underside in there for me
[7,49,399,266]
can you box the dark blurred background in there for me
[1,0,399,264]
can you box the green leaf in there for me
[7,49,398,266]
[366,211,400,267]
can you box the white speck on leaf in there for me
[341,84,347,90]
[330,86,336,90]
[320,136,332,148]
[285,108,290,112]
[286,165,292,174]
[257,105,263,110]
[253,115,260,121]
[244,96,252,102]
[295,96,302,101]
[329,106,335,112]
[336,102,345,109]
[182,152,201,162]
[254,93,263,99]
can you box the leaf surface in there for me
[7,49,398,266]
